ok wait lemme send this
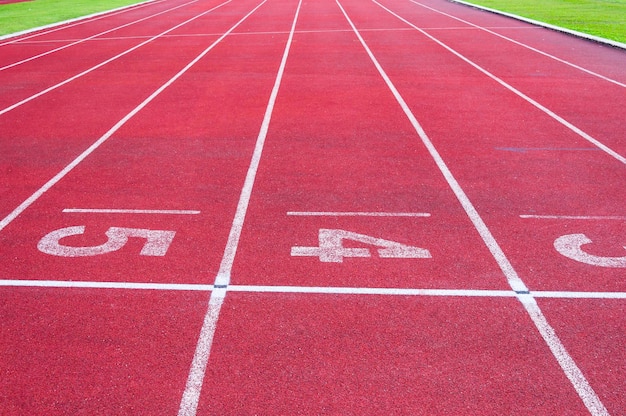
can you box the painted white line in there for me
[1,279,625,299]
[0,279,624,298]
[410,0,626,88]
[178,288,225,416]
[373,2,626,166]
[0,0,164,44]
[287,211,430,217]
[213,0,301,287]
[233,285,513,296]
[0,279,214,291]
[179,2,302,415]
[340,1,609,414]
[0,0,231,117]
[520,214,626,221]
[338,0,528,292]
[0,0,243,235]
[519,295,610,416]
[0,0,202,72]
[532,291,626,299]
[63,208,201,215]
[450,0,626,51]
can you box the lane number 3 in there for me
[38,226,175,257]
[554,233,626,268]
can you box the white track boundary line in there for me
[374,3,626,165]
[0,0,231,117]
[0,0,162,44]
[213,2,299,288]
[450,0,626,51]
[339,1,609,414]
[0,0,202,72]
[410,0,626,88]
[1,279,625,299]
[0,0,251,235]
[178,2,301,415]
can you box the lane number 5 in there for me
[38,226,175,257]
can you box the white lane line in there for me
[0,0,202,72]
[0,0,165,45]
[0,0,247,235]
[0,0,231,117]
[339,1,609,414]
[519,294,611,416]
[520,214,626,221]
[338,0,528,293]
[1,280,625,299]
[410,0,626,88]
[178,288,225,416]
[373,1,626,166]
[213,0,300,288]
[287,211,430,217]
[63,208,201,214]
[178,2,302,415]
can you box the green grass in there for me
[460,0,626,44]
[0,0,147,36]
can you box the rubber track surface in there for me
[0,0,624,414]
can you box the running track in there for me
[0,0,624,414]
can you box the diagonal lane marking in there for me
[178,1,303,414]
[337,0,610,414]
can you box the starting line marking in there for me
[63,208,201,215]
[0,280,624,299]
[287,211,430,217]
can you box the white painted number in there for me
[38,226,175,257]
[291,229,431,263]
[554,233,626,268]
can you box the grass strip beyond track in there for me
[458,0,626,44]
[0,0,149,36]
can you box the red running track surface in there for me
[0,0,624,414]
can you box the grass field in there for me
[460,0,626,44]
[0,0,147,36]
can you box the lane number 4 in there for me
[291,229,431,263]
[38,226,175,257]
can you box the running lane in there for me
[344,0,626,293]
[0,0,178,65]
[0,0,227,108]
[0,0,244,219]
[193,0,600,413]
[376,0,626,155]
[339,0,624,413]
[0,0,291,284]
[0,0,298,412]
